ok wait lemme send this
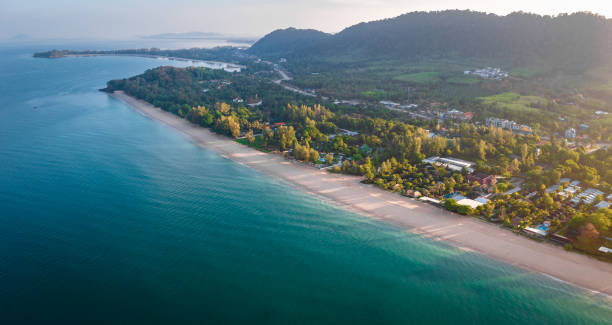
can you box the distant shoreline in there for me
[38,52,246,71]
[111,90,612,297]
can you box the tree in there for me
[485,204,495,219]
[521,143,529,162]
[214,115,240,138]
[325,153,334,165]
[587,209,612,235]
[227,116,240,138]
[246,129,254,144]
[444,199,459,212]
[275,126,297,151]
[365,168,375,182]
[215,102,231,115]
[510,158,520,174]
[262,127,274,147]
[293,142,315,162]
[456,204,474,216]
[309,148,320,163]
[574,223,602,252]
[477,139,487,161]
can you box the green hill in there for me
[249,10,612,71]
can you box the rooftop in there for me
[570,188,605,205]
[419,197,441,204]
[599,246,612,254]
[524,227,548,237]
[456,198,484,209]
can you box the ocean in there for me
[0,42,611,324]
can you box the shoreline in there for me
[111,90,612,297]
[52,53,245,72]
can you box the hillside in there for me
[248,10,612,70]
[247,28,331,58]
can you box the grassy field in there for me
[478,92,548,117]
[447,75,481,85]
[393,71,440,84]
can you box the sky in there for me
[1,0,611,40]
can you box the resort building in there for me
[247,96,263,107]
[329,128,360,139]
[423,157,475,173]
[599,246,612,254]
[485,117,533,135]
[545,184,560,194]
[464,67,509,80]
[524,226,548,238]
[570,188,605,205]
[445,193,467,201]
[550,233,572,245]
[475,197,489,205]
[456,198,484,209]
[419,197,441,206]
[595,201,611,210]
[504,187,522,195]
[468,173,497,187]
[444,109,473,121]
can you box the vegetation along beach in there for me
[4,3,612,323]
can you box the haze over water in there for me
[0,42,611,324]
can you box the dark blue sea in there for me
[1,42,611,324]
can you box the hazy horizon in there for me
[2,0,612,41]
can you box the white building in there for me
[423,157,475,173]
[595,201,611,210]
[598,246,612,254]
[570,188,604,205]
[380,100,400,107]
[486,117,533,135]
[524,227,547,238]
[468,67,509,80]
[565,128,577,139]
[456,198,484,209]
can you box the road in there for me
[273,68,317,97]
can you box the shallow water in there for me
[0,44,611,324]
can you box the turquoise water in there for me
[1,44,611,324]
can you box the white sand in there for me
[112,91,612,296]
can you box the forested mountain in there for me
[249,10,612,70]
[247,28,331,58]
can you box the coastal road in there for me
[273,68,317,97]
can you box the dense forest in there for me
[249,11,612,71]
[247,28,330,58]
[103,65,612,259]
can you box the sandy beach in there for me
[112,91,612,296]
